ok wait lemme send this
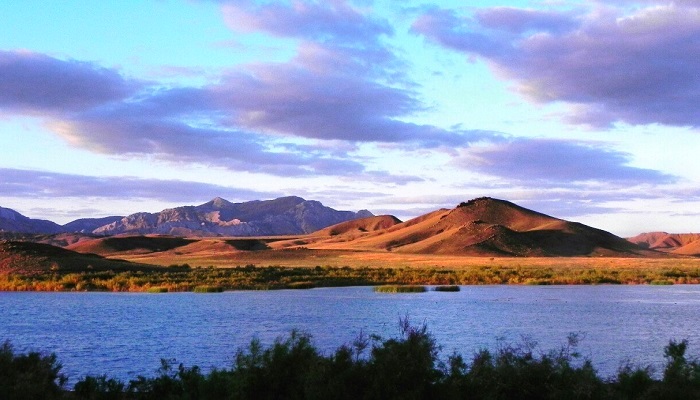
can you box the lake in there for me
[2,285,700,383]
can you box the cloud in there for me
[0,51,422,180]
[213,53,492,145]
[412,2,700,128]
[0,50,140,113]
[0,168,275,203]
[0,3,500,187]
[0,4,500,183]
[454,138,676,184]
[474,7,578,34]
[220,0,392,43]
[52,105,366,177]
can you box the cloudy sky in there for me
[1,0,699,236]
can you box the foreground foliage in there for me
[3,263,700,292]
[4,322,700,399]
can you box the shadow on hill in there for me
[0,241,159,275]
[99,236,196,253]
[224,239,271,251]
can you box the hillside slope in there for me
[628,232,700,256]
[296,197,646,257]
[0,240,156,275]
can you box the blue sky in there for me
[1,0,699,237]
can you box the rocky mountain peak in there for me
[207,197,234,209]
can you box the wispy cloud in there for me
[220,0,392,43]
[412,2,700,128]
[0,168,275,202]
[0,50,141,113]
[454,138,676,184]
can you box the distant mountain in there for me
[628,232,700,256]
[291,197,646,257]
[63,216,123,233]
[0,206,64,234]
[91,196,374,237]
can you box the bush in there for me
[0,341,66,400]
[366,318,442,399]
[73,375,125,400]
[230,330,320,400]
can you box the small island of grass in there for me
[374,285,427,293]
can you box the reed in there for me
[374,285,427,293]
[146,287,168,293]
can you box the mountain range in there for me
[2,196,698,259]
[0,196,373,237]
[60,197,662,259]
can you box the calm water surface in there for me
[2,285,700,383]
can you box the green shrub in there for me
[74,374,125,400]
[0,341,66,400]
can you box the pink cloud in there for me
[413,3,700,128]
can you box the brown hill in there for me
[0,232,95,247]
[67,235,277,259]
[629,232,700,256]
[0,240,156,275]
[297,197,646,257]
[674,240,700,256]
[67,235,197,256]
[315,215,402,236]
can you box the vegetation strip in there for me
[4,321,700,399]
[374,285,427,293]
[2,263,700,292]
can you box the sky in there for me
[1,0,699,237]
